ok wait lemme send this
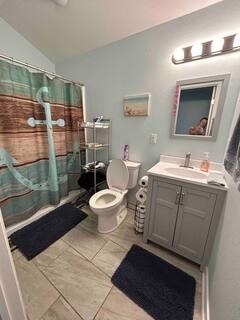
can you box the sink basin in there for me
[165,167,207,180]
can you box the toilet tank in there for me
[124,161,141,189]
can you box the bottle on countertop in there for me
[123,145,129,161]
[200,152,210,172]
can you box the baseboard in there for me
[6,190,82,237]
[202,267,210,320]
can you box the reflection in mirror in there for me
[171,74,230,140]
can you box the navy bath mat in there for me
[111,244,196,320]
[10,203,87,260]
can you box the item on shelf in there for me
[123,144,129,161]
[81,121,110,129]
[83,161,105,172]
[93,115,104,122]
[139,175,148,187]
[86,142,103,149]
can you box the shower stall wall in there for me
[0,58,85,226]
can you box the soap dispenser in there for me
[200,152,210,172]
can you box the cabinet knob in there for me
[180,192,185,205]
[175,191,180,204]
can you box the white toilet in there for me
[89,159,141,233]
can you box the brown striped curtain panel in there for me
[0,60,85,226]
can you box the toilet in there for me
[89,159,141,233]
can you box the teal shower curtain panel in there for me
[0,60,85,226]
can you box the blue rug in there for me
[10,203,87,260]
[111,244,196,320]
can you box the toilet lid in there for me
[107,159,129,191]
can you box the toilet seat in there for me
[107,159,129,192]
[89,189,123,212]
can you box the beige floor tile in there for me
[41,248,112,320]
[12,248,23,261]
[14,206,202,320]
[41,296,83,320]
[95,287,153,320]
[33,239,69,268]
[63,226,106,260]
[92,241,127,277]
[15,257,59,320]
[78,209,98,235]
[102,218,143,250]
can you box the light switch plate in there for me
[150,133,158,144]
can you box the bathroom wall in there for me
[208,94,240,320]
[0,18,55,72]
[56,0,240,208]
[56,0,240,179]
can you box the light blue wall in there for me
[0,18,55,72]
[56,1,240,186]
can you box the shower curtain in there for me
[0,60,85,227]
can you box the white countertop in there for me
[148,157,228,191]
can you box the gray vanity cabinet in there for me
[172,187,216,261]
[148,180,181,247]
[143,176,226,270]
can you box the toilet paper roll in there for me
[137,204,146,214]
[139,176,149,188]
[136,188,147,203]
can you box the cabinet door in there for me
[148,180,181,248]
[173,187,216,261]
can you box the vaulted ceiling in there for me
[0,0,222,62]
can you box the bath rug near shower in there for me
[111,244,196,320]
[10,203,87,260]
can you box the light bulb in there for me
[233,33,240,48]
[173,48,184,61]
[211,38,224,52]
[191,43,202,57]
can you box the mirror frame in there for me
[170,73,230,141]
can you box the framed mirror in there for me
[170,74,230,140]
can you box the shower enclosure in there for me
[0,57,85,227]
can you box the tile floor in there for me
[12,206,202,320]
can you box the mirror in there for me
[170,74,230,140]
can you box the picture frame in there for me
[123,93,150,116]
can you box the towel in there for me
[207,173,226,187]
[224,113,240,181]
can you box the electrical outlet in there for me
[150,133,158,144]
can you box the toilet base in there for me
[97,207,128,234]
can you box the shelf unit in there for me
[80,120,111,193]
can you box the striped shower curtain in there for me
[0,60,85,227]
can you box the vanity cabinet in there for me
[143,176,226,270]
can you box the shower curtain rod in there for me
[0,53,84,87]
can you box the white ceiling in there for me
[0,0,222,62]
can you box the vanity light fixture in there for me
[172,33,240,64]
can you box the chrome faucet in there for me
[180,152,193,169]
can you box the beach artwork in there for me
[123,94,150,116]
